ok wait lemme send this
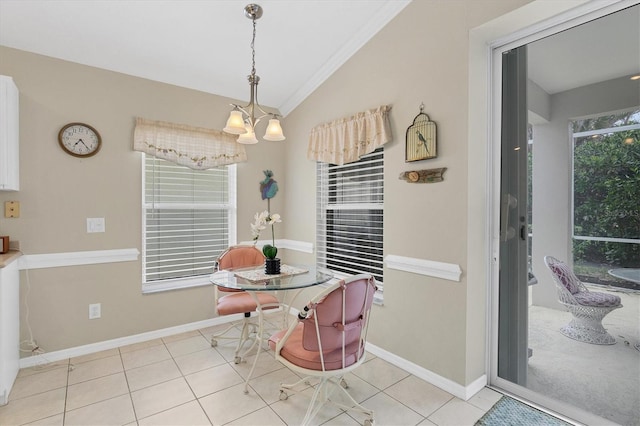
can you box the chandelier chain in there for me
[250,17,257,77]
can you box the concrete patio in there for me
[527,285,640,426]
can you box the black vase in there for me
[265,258,281,275]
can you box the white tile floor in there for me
[0,317,503,426]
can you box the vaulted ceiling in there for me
[0,0,411,116]
[1,1,638,117]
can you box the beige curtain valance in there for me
[133,117,247,169]
[307,105,392,165]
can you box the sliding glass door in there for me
[497,46,529,387]
[492,4,639,425]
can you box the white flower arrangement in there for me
[251,210,282,259]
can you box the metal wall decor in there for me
[405,103,437,162]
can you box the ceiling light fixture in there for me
[630,75,640,81]
[223,4,285,144]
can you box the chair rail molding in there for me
[18,248,140,270]
[384,254,462,282]
[239,239,313,254]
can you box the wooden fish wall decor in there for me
[399,168,446,183]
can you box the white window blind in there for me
[142,154,236,292]
[316,148,384,293]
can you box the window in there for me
[142,155,236,292]
[316,148,384,297]
[571,108,640,286]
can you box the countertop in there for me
[0,250,21,268]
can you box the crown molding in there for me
[278,0,411,116]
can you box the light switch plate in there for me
[89,303,101,319]
[87,218,105,233]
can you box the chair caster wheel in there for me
[279,390,288,401]
[340,378,348,389]
[211,339,218,347]
[234,356,242,364]
[364,418,374,426]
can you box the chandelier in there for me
[223,3,285,144]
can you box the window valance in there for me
[133,117,247,170]
[307,105,392,165]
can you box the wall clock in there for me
[58,122,102,157]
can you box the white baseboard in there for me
[19,314,240,369]
[365,342,486,401]
[20,311,485,402]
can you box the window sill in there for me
[142,276,212,294]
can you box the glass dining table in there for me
[210,263,333,393]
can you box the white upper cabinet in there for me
[0,76,19,191]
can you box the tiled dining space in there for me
[0,314,502,426]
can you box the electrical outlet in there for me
[4,201,20,218]
[89,303,101,319]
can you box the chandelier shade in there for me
[223,110,247,135]
[264,118,285,141]
[223,4,285,143]
[237,124,259,144]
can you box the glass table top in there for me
[608,268,640,284]
[210,264,333,291]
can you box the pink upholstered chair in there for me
[544,256,622,345]
[211,246,279,363]
[269,274,377,426]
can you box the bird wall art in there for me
[406,104,437,162]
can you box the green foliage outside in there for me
[573,128,640,267]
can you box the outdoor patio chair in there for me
[544,256,622,345]
[269,274,377,426]
[211,245,280,363]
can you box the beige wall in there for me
[0,0,532,387]
[283,0,530,385]
[0,46,286,352]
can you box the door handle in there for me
[500,194,518,242]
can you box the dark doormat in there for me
[475,396,571,426]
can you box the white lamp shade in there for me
[263,118,286,141]
[223,110,248,135]
[237,124,259,144]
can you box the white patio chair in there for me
[544,256,622,345]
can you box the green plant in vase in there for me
[251,210,282,273]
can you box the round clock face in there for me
[58,123,102,157]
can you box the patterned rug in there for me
[475,396,571,426]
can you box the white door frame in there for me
[467,0,637,424]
